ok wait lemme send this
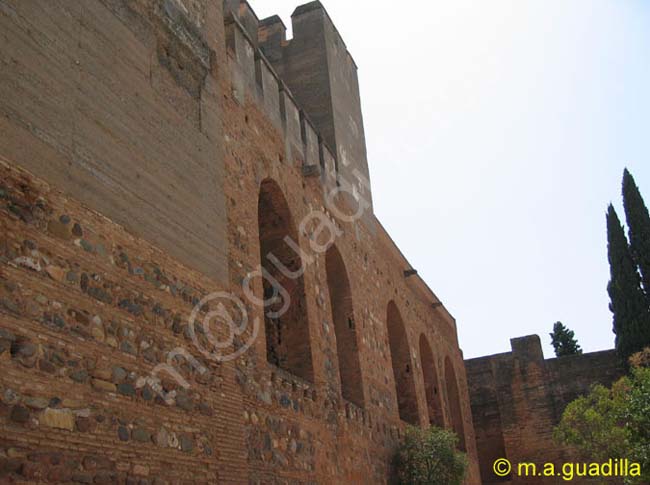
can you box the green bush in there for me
[553,381,630,461]
[554,355,650,484]
[393,426,467,485]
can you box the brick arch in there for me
[325,244,365,407]
[386,301,420,425]
[419,334,444,427]
[258,178,313,382]
[444,356,466,450]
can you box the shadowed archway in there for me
[386,301,419,425]
[258,178,313,382]
[445,356,466,450]
[325,244,364,407]
[419,335,444,427]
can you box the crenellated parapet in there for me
[223,1,373,216]
[224,2,339,191]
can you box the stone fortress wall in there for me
[466,335,624,484]
[0,0,481,483]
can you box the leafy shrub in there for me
[554,350,650,484]
[392,426,467,485]
[629,347,650,368]
[621,366,650,481]
[553,381,630,461]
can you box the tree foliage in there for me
[629,347,650,368]
[623,169,650,297]
[621,367,650,478]
[554,354,650,484]
[606,204,650,364]
[550,321,583,357]
[553,381,629,461]
[393,426,467,485]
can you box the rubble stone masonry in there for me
[0,0,480,483]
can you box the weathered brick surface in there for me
[0,156,248,483]
[466,335,624,484]
[0,0,228,283]
[0,0,481,483]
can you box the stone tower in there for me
[258,1,373,210]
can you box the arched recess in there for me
[258,178,313,382]
[419,335,444,427]
[445,356,467,450]
[325,244,364,407]
[386,301,419,425]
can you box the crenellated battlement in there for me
[257,1,358,70]
[223,0,373,214]
[224,6,339,189]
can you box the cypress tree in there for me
[550,321,582,357]
[606,205,650,364]
[622,168,650,297]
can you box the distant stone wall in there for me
[465,335,624,484]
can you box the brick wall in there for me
[0,0,481,483]
[0,0,228,284]
[466,335,624,484]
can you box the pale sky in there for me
[252,0,650,359]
